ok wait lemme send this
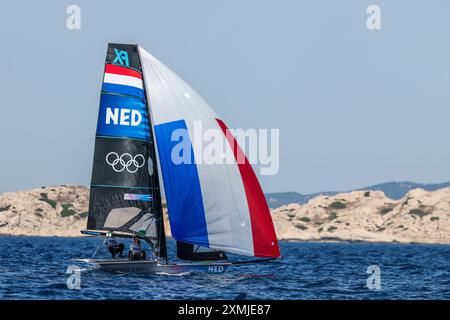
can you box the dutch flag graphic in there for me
[102,64,144,100]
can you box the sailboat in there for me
[78,43,280,274]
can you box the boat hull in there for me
[77,259,231,274]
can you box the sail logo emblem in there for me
[113,49,129,66]
[105,152,145,173]
[105,107,142,126]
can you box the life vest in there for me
[130,242,142,253]
[105,237,117,247]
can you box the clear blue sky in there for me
[1,0,449,194]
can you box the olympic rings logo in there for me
[105,152,145,173]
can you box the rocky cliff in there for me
[1,185,449,244]
[271,188,450,244]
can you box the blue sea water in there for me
[0,236,449,299]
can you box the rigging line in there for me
[90,240,103,261]
[139,47,168,264]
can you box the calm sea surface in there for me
[0,236,449,299]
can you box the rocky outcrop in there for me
[0,185,89,237]
[1,185,449,244]
[271,188,450,244]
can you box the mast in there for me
[137,46,168,263]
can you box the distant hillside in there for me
[265,191,336,209]
[265,181,450,208]
[357,181,450,199]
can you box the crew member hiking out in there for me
[104,235,124,258]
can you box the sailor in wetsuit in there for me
[128,236,147,261]
[103,236,125,258]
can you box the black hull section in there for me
[176,241,228,261]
